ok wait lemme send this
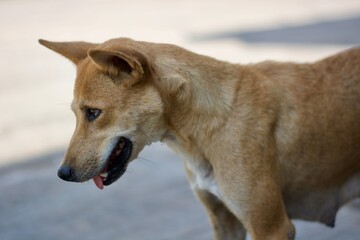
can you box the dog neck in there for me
[152,48,243,157]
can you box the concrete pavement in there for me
[1,144,360,240]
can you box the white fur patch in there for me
[164,135,221,198]
[193,172,220,198]
[186,158,221,198]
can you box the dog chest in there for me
[193,170,220,198]
[163,136,221,198]
[185,158,220,198]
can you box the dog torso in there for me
[163,46,360,226]
[253,51,360,224]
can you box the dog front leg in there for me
[195,189,247,240]
[216,167,296,240]
[185,165,246,240]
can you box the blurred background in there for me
[1,0,360,239]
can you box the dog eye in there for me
[85,108,101,121]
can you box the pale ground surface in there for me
[0,0,360,239]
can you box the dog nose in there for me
[57,165,75,181]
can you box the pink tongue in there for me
[92,175,104,190]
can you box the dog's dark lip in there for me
[102,137,133,186]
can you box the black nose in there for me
[57,166,75,181]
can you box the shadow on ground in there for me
[192,16,360,45]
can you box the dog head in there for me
[39,38,167,189]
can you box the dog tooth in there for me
[100,172,108,178]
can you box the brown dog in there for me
[39,38,360,240]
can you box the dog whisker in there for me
[125,169,133,174]
[137,128,152,145]
[137,156,155,166]
[57,102,72,108]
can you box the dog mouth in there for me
[92,137,133,190]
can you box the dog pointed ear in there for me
[88,49,145,87]
[38,39,98,64]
